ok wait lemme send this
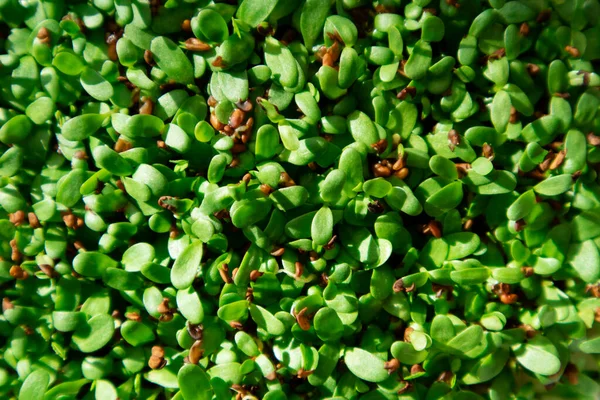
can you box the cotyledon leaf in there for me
[170,240,204,289]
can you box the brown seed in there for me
[148,355,167,370]
[520,324,537,338]
[10,265,28,280]
[9,210,25,226]
[405,282,417,292]
[519,22,530,36]
[229,321,244,330]
[3,298,14,311]
[210,113,225,131]
[526,63,540,76]
[509,106,519,124]
[139,97,154,115]
[187,323,204,341]
[500,293,518,304]
[214,209,229,220]
[432,283,450,298]
[463,219,474,231]
[279,172,296,187]
[307,162,318,170]
[188,340,204,364]
[125,312,142,322]
[231,143,247,154]
[295,307,310,331]
[549,150,566,170]
[259,184,273,195]
[185,38,211,52]
[393,278,406,293]
[229,157,240,168]
[539,154,553,172]
[587,132,600,146]
[586,284,600,298]
[324,235,338,251]
[143,50,154,66]
[445,0,460,7]
[294,261,303,279]
[373,163,392,177]
[488,48,506,60]
[219,263,232,284]
[515,219,526,232]
[455,162,471,178]
[73,150,87,160]
[10,239,21,263]
[578,70,591,86]
[114,138,133,153]
[157,298,172,314]
[565,45,580,58]
[231,267,239,280]
[397,86,417,100]
[159,312,174,322]
[36,27,51,45]
[309,251,319,262]
[235,100,253,112]
[38,264,56,278]
[181,19,192,32]
[158,196,178,212]
[411,364,425,374]
[437,371,454,384]
[322,52,334,67]
[107,41,118,61]
[397,381,413,395]
[207,96,218,108]
[392,156,406,171]
[394,167,409,180]
[250,270,263,281]
[448,129,460,151]
[240,131,252,144]
[245,287,254,302]
[482,143,494,160]
[211,56,226,68]
[521,266,534,277]
[62,212,78,229]
[296,368,314,379]
[229,109,245,129]
[328,41,341,62]
[429,220,443,238]
[314,46,328,63]
[404,327,414,342]
[371,139,388,154]
[564,363,578,385]
[27,212,40,229]
[115,179,126,193]
[320,273,329,287]
[242,173,252,185]
[492,283,510,295]
[265,371,277,381]
[270,247,285,257]
[158,313,173,322]
[151,346,165,359]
